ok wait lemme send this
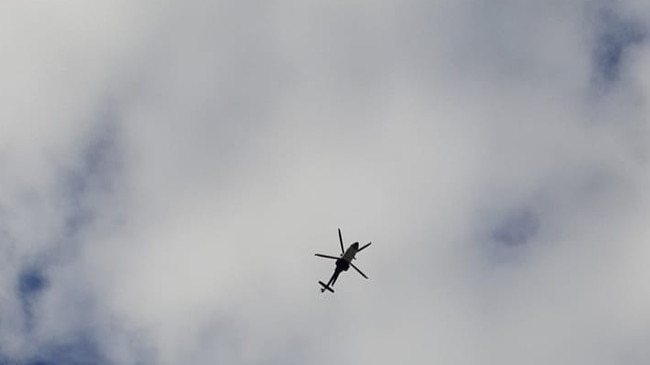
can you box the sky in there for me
[1,0,649,364]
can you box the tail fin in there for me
[318,281,335,293]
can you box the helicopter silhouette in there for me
[315,228,371,293]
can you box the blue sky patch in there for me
[17,267,48,332]
[591,5,646,85]
[491,208,540,247]
[18,268,47,296]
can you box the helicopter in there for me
[315,228,371,293]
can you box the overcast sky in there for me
[1,0,649,364]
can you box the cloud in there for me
[589,1,647,85]
[1,0,649,364]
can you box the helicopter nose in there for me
[352,242,359,248]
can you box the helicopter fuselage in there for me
[340,242,359,264]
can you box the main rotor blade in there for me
[358,242,372,251]
[315,253,339,260]
[350,262,368,279]
[338,228,345,254]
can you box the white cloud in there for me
[1,0,648,364]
